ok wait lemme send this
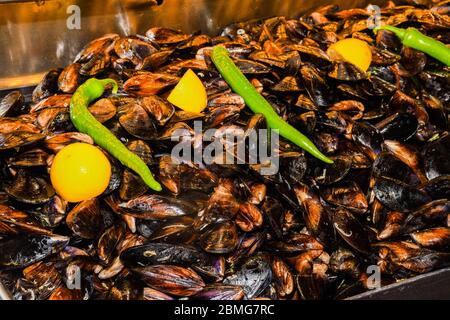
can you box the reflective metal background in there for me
[0,0,384,90]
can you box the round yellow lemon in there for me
[50,143,111,203]
[327,38,373,72]
[167,69,208,113]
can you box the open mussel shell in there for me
[223,256,272,299]
[331,207,371,255]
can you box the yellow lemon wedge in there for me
[167,69,208,113]
[50,143,111,203]
[327,38,372,72]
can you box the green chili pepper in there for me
[70,78,162,191]
[375,25,450,67]
[211,46,333,164]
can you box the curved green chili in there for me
[211,46,333,164]
[70,78,162,191]
[375,25,450,67]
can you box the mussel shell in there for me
[0,91,26,117]
[422,134,450,180]
[32,69,61,103]
[376,112,419,141]
[121,242,220,278]
[423,175,450,200]
[328,61,367,81]
[374,176,431,212]
[88,98,117,123]
[97,222,126,264]
[331,208,371,254]
[373,152,419,185]
[32,195,68,228]
[411,227,450,249]
[133,264,205,297]
[309,155,352,185]
[293,184,331,244]
[351,121,383,160]
[7,148,49,167]
[270,257,295,297]
[5,171,55,204]
[296,274,334,300]
[58,63,82,93]
[123,73,180,96]
[114,37,158,66]
[199,221,239,254]
[118,102,158,140]
[418,71,450,103]
[265,233,324,256]
[0,131,45,151]
[139,95,175,126]
[0,234,69,270]
[193,285,245,300]
[300,64,333,107]
[330,248,360,277]
[223,256,272,299]
[143,287,174,301]
[66,198,104,239]
[145,27,191,45]
[321,181,368,214]
[404,199,450,233]
[119,195,198,219]
[146,216,196,244]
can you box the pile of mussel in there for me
[1,0,450,300]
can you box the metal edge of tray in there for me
[0,280,13,300]
[0,0,385,91]
[1,0,450,301]
[347,267,450,300]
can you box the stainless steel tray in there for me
[0,0,383,90]
[1,0,449,301]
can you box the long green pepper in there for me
[375,25,450,67]
[211,46,333,164]
[70,78,162,191]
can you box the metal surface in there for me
[348,267,450,300]
[2,0,450,301]
[0,281,12,300]
[0,0,384,90]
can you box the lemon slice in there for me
[168,69,208,113]
[327,38,372,72]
